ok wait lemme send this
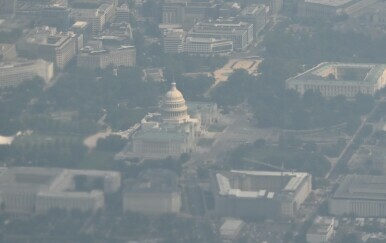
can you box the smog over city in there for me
[1,0,386,242]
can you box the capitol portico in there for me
[121,82,217,159]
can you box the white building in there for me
[306,217,335,243]
[0,43,17,61]
[188,19,254,51]
[220,219,245,242]
[0,167,121,214]
[77,44,136,69]
[329,175,386,217]
[163,28,186,53]
[184,37,233,55]
[298,0,355,19]
[214,170,312,218]
[123,169,181,214]
[71,3,115,33]
[0,59,54,87]
[286,62,386,98]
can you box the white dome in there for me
[161,82,189,123]
[164,82,184,102]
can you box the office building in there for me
[163,28,186,53]
[18,27,77,69]
[77,38,135,69]
[115,4,130,23]
[298,0,355,19]
[183,37,233,55]
[123,169,181,214]
[0,59,54,88]
[237,4,269,38]
[162,2,186,25]
[330,175,386,217]
[71,3,114,34]
[186,101,219,127]
[0,167,121,214]
[0,44,17,61]
[220,219,245,242]
[188,19,253,51]
[213,170,312,218]
[285,62,386,98]
[70,21,92,50]
[306,217,335,243]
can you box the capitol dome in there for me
[161,82,189,123]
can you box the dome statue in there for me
[161,82,189,123]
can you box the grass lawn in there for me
[13,133,82,146]
[207,124,227,132]
[198,138,215,147]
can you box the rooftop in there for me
[287,62,386,85]
[305,0,354,7]
[125,169,179,193]
[333,175,386,201]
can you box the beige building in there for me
[214,170,312,218]
[0,44,17,61]
[18,27,77,70]
[123,169,181,214]
[306,217,335,243]
[329,175,386,217]
[286,62,386,98]
[71,3,115,34]
[298,0,355,19]
[77,44,136,69]
[0,59,54,88]
[0,167,121,214]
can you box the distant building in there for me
[0,44,17,61]
[285,62,386,98]
[298,0,355,19]
[163,28,186,53]
[187,101,219,127]
[237,4,269,38]
[219,219,245,243]
[77,41,135,69]
[123,169,181,214]
[144,68,165,82]
[0,167,121,214]
[71,21,92,49]
[162,2,185,25]
[183,37,233,55]
[115,4,130,23]
[71,3,114,34]
[306,217,336,243]
[18,27,77,69]
[0,59,54,87]
[270,0,283,15]
[329,175,386,217]
[213,170,312,218]
[188,18,253,51]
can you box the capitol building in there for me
[119,82,218,159]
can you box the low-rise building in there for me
[0,167,121,214]
[329,175,386,217]
[163,28,186,54]
[18,26,77,69]
[123,169,181,214]
[220,219,245,243]
[306,217,335,243]
[213,170,312,218]
[0,59,54,87]
[298,0,355,19]
[237,4,269,37]
[184,37,233,55]
[77,41,135,69]
[188,18,253,51]
[285,62,386,98]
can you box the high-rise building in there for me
[115,4,130,23]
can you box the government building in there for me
[0,167,121,214]
[286,62,386,98]
[119,82,218,160]
[213,170,312,218]
[329,175,386,217]
[123,169,181,214]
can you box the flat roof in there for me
[287,62,386,85]
[333,175,386,201]
[305,0,353,7]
